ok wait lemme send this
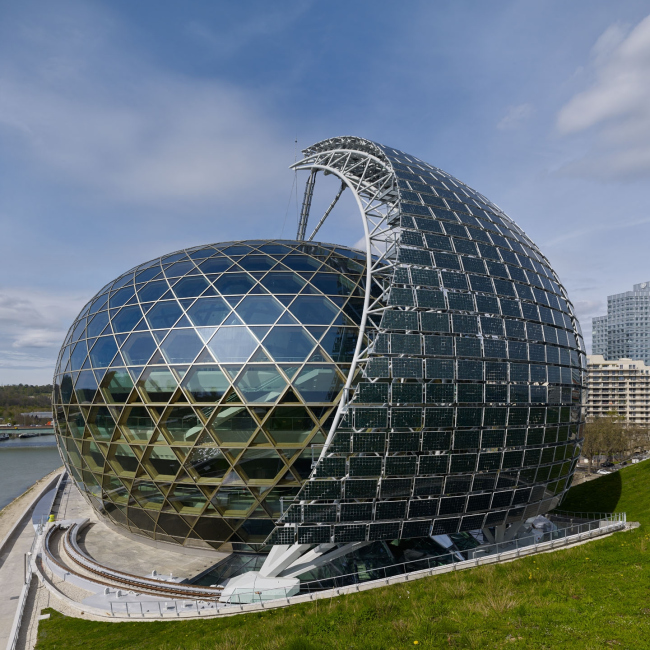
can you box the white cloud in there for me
[0,287,86,383]
[0,5,292,207]
[556,15,650,179]
[497,103,533,131]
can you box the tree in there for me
[582,412,628,473]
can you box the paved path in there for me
[56,481,227,580]
[0,514,35,648]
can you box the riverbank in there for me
[0,467,63,540]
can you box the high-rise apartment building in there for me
[592,282,650,364]
[587,355,650,424]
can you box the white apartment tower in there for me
[587,355,650,424]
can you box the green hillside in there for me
[37,462,650,650]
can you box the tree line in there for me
[0,384,53,424]
[581,413,650,472]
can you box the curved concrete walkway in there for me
[0,471,62,649]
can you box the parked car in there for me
[597,469,612,475]
[600,461,615,468]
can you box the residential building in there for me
[587,355,650,425]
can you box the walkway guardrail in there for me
[35,512,626,619]
[5,506,50,650]
[227,513,627,603]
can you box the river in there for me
[0,431,62,510]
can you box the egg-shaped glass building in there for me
[53,136,586,554]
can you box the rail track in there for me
[43,523,223,601]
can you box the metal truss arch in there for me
[290,142,401,460]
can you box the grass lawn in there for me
[36,462,650,650]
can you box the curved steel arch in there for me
[290,140,401,460]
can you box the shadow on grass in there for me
[559,470,622,514]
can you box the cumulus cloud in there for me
[556,15,650,179]
[497,103,533,130]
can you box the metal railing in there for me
[5,471,67,650]
[5,517,46,650]
[71,513,626,618]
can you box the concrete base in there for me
[219,572,300,604]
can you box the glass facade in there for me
[268,137,586,546]
[592,282,650,364]
[52,241,370,551]
[53,136,586,553]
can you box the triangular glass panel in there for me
[196,328,217,343]
[306,327,327,341]
[278,449,299,462]
[249,326,271,341]
[277,312,299,324]
[248,285,269,294]
[222,469,245,485]
[174,468,192,482]
[125,295,139,305]
[115,333,130,346]
[249,430,272,446]
[148,350,166,364]
[223,365,243,379]
[298,272,316,280]
[224,297,243,308]
[279,388,300,403]
[126,366,145,382]
[276,471,298,485]
[93,367,109,385]
[310,430,327,444]
[174,315,192,328]
[202,503,220,516]
[133,319,148,331]
[250,407,271,422]
[310,406,331,420]
[276,295,295,306]
[299,284,320,295]
[249,348,270,362]
[223,311,243,323]
[223,448,243,462]
[194,348,216,363]
[109,352,126,368]
[224,389,241,403]
[307,348,328,362]
[81,357,92,371]
[152,330,170,344]
[280,365,301,379]
[200,286,219,297]
[174,367,189,380]
[159,290,174,300]
[179,299,196,311]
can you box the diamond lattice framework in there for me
[53,136,586,553]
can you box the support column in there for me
[296,169,317,240]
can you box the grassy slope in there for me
[36,462,650,650]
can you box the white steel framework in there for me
[291,138,401,461]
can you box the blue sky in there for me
[1,0,650,383]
